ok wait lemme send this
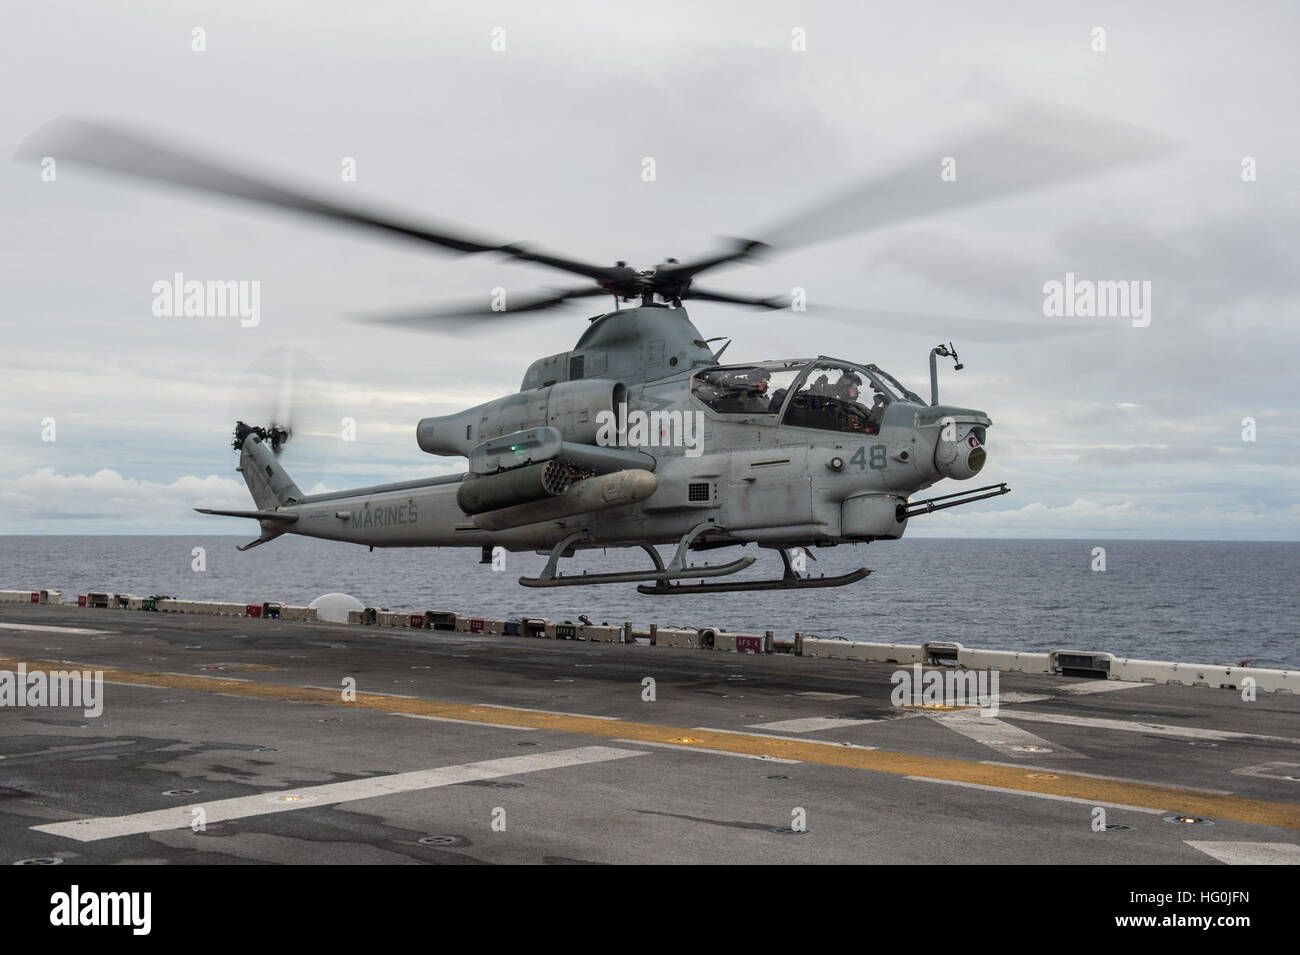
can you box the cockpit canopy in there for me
[691,358,921,435]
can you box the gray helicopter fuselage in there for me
[261,306,994,555]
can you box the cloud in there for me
[910,496,1300,540]
[1085,444,1227,467]
[0,468,246,530]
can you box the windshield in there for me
[781,360,898,435]
[691,358,918,430]
[691,361,807,415]
[865,364,924,404]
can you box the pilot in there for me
[707,373,746,413]
[739,369,772,413]
[833,372,863,404]
[867,386,888,432]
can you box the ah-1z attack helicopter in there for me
[22,104,1171,594]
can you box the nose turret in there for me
[920,406,990,482]
[936,428,987,480]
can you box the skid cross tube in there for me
[517,522,756,588]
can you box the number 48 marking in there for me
[850,445,887,470]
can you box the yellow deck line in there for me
[5,654,1299,831]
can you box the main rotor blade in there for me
[15,117,622,283]
[684,287,783,309]
[753,101,1179,253]
[664,102,1179,283]
[653,239,770,287]
[806,304,1126,343]
[683,281,1115,341]
[350,286,611,331]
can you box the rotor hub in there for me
[233,420,291,454]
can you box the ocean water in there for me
[1,536,1296,669]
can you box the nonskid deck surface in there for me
[1,604,1298,865]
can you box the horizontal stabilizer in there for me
[194,507,298,523]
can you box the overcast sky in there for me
[2,0,1297,539]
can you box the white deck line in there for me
[746,716,880,733]
[612,738,800,763]
[1184,841,1300,864]
[0,623,115,635]
[927,709,1086,759]
[906,776,1166,814]
[32,746,645,842]
[997,709,1300,744]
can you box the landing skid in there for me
[518,528,872,594]
[637,567,871,595]
[518,524,755,589]
[638,547,871,595]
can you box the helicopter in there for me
[17,103,1173,594]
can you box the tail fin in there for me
[234,423,303,508]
